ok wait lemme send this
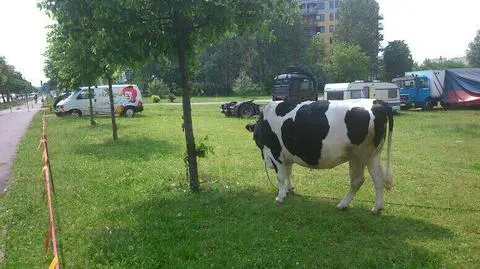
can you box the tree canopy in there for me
[336,0,383,76]
[467,29,480,67]
[324,42,369,82]
[383,40,413,80]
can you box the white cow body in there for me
[247,99,394,213]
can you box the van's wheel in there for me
[238,103,255,118]
[124,107,135,117]
[70,109,82,117]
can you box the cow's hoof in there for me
[336,204,349,211]
[275,197,284,204]
[371,207,383,215]
[287,187,295,194]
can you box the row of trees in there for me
[124,0,383,97]
[40,0,297,190]
[0,56,36,103]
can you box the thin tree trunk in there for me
[107,75,118,140]
[1,92,5,103]
[88,86,96,126]
[176,28,199,192]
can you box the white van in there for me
[324,81,400,112]
[55,84,143,117]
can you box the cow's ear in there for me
[245,123,256,132]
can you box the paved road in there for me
[143,99,272,106]
[0,102,42,193]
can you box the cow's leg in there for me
[367,154,384,214]
[284,164,294,194]
[275,162,292,203]
[337,158,365,210]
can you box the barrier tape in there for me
[40,110,60,269]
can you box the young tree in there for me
[467,30,480,67]
[324,42,369,83]
[336,0,383,76]
[383,40,414,80]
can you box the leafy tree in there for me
[305,35,327,90]
[0,56,35,102]
[232,70,264,96]
[336,0,383,76]
[44,24,102,125]
[324,42,369,82]
[383,40,413,80]
[467,30,480,67]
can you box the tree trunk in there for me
[1,92,5,103]
[107,75,118,140]
[176,31,199,192]
[88,86,96,126]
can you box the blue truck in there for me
[392,70,444,111]
[393,68,480,110]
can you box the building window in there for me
[329,13,334,21]
[317,26,325,33]
[329,25,334,32]
[318,2,325,10]
[316,14,325,21]
[335,1,340,8]
[329,1,334,9]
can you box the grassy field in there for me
[1,104,479,268]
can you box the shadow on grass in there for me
[73,137,180,160]
[85,187,453,268]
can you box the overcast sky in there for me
[1,0,480,86]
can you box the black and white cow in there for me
[246,99,394,214]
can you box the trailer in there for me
[324,81,401,112]
[442,68,480,108]
[220,100,260,118]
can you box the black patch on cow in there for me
[253,112,282,163]
[275,99,302,117]
[344,107,370,145]
[281,100,330,166]
[371,100,389,147]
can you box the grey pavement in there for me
[0,102,42,193]
[144,99,272,106]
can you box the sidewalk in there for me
[0,102,42,193]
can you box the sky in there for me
[1,0,480,87]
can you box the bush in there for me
[151,95,161,103]
[148,79,170,98]
[232,70,264,96]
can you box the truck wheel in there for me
[70,109,82,117]
[239,103,255,118]
[422,100,434,111]
[124,107,135,117]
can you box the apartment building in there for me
[299,0,342,44]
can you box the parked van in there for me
[55,84,143,117]
[324,81,400,112]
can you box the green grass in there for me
[1,106,479,268]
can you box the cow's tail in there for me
[383,106,394,190]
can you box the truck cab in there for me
[392,75,433,110]
[272,66,318,101]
